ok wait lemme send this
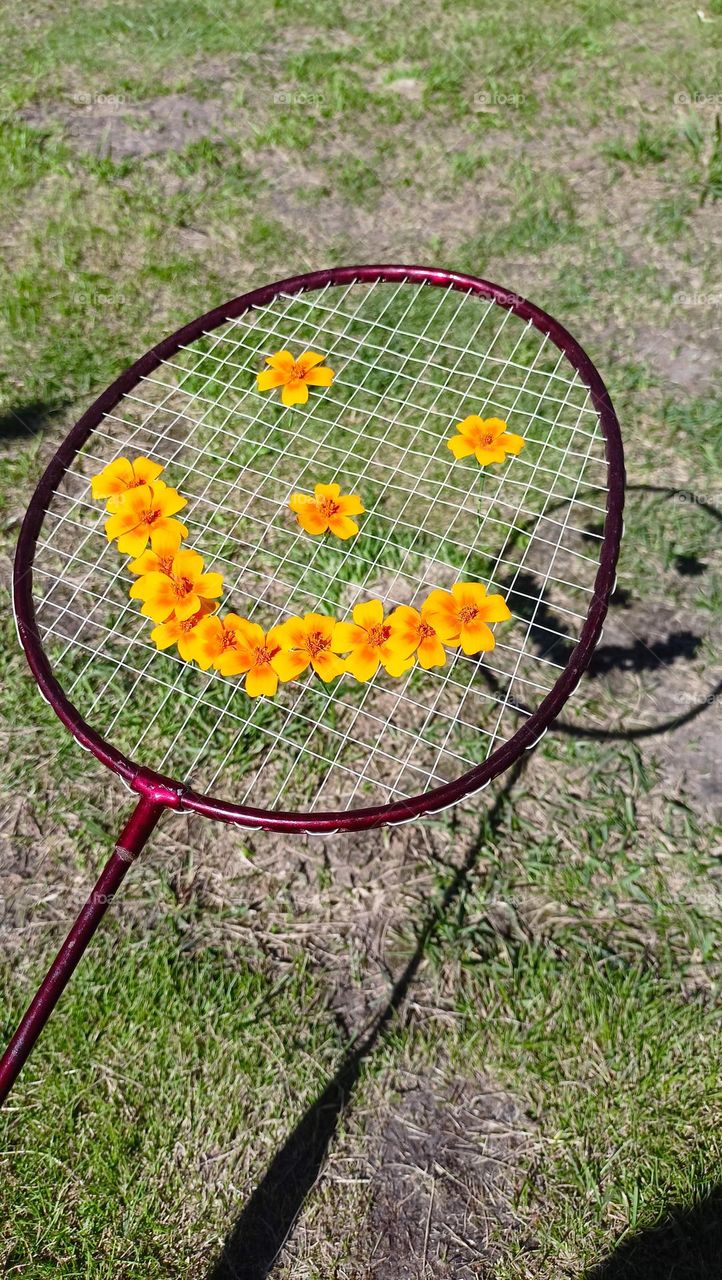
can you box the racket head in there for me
[14,264,624,833]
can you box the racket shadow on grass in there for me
[208,759,527,1280]
[585,1188,722,1280]
[487,484,721,745]
[0,398,66,443]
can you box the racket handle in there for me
[0,795,164,1108]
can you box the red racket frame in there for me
[1,264,624,1105]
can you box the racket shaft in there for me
[0,795,163,1107]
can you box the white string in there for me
[308,297,528,809]
[118,280,353,762]
[345,319,569,807]
[33,278,611,812]
[273,291,601,402]
[41,327,239,671]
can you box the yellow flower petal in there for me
[460,619,495,654]
[450,582,484,606]
[115,527,154,557]
[294,504,328,535]
[257,368,287,391]
[265,350,296,372]
[498,431,525,455]
[132,456,165,486]
[296,351,326,373]
[177,631,201,662]
[336,494,364,516]
[303,366,334,387]
[174,593,202,622]
[150,620,177,650]
[479,593,512,623]
[447,435,475,459]
[423,589,458,640]
[156,486,188,518]
[272,650,310,682]
[261,624,283,653]
[456,415,484,439]
[282,379,309,407]
[474,446,507,465]
[233,619,265,650]
[423,589,453,614]
[214,647,252,677]
[246,664,279,697]
[194,572,224,599]
[273,616,307,650]
[383,653,415,677]
[90,457,134,500]
[327,514,359,540]
[312,650,345,681]
[352,598,384,631]
[345,646,380,682]
[172,548,204,578]
[418,635,447,669]
[128,548,161,575]
[332,621,367,653]
[383,629,418,662]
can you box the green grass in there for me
[2,925,341,1276]
[1,0,721,1274]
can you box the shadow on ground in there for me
[497,484,722,743]
[0,399,64,443]
[207,486,721,1278]
[586,1190,722,1279]
[207,760,526,1280]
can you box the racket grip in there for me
[0,795,164,1108]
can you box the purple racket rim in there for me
[13,264,625,834]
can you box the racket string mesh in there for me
[32,279,608,813]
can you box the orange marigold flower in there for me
[331,599,417,682]
[221,619,286,697]
[289,483,364,540]
[257,349,335,407]
[128,526,186,576]
[447,415,525,466]
[272,612,345,683]
[424,583,511,655]
[184,616,285,696]
[128,547,224,623]
[150,600,217,662]
[385,603,447,673]
[90,455,164,502]
[180,612,248,673]
[104,481,188,557]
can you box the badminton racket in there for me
[0,264,624,1105]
